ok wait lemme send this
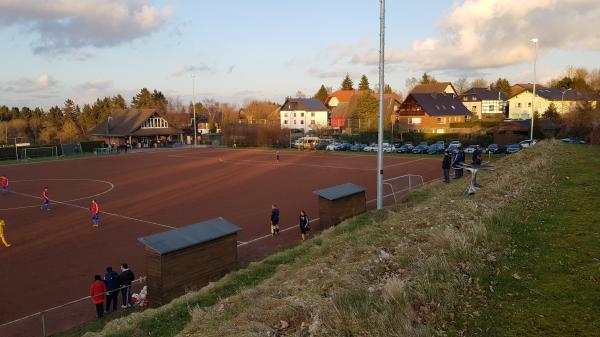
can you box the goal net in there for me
[61,143,82,156]
[383,174,425,205]
[23,146,59,160]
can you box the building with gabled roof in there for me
[461,88,508,119]
[410,82,457,95]
[280,98,330,133]
[90,109,183,147]
[396,93,472,133]
[507,87,599,119]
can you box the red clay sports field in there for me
[0,147,440,327]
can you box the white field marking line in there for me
[237,218,320,247]
[382,158,427,169]
[0,179,115,211]
[217,157,376,172]
[9,190,175,230]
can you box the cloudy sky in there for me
[1,0,599,109]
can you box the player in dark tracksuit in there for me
[442,151,452,183]
[299,211,310,241]
[270,205,280,236]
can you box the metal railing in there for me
[0,277,146,337]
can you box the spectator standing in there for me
[299,210,310,241]
[104,267,120,312]
[90,275,107,318]
[442,151,452,183]
[120,263,135,308]
[270,204,280,236]
[472,146,482,165]
[452,147,465,179]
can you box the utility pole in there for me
[192,74,198,146]
[376,0,385,210]
[530,38,538,142]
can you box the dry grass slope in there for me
[85,141,559,337]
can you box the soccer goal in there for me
[60,143,82,156]
[23,146,59,160]
[383,174,425,204]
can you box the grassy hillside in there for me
[77,141,598,337]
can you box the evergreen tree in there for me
[341,74,354,90]
[533,111,544,139]
[420,73,437,84]
[112,94,127,109]
[383,84,394,94]
[152,90,168,112]
[352,93,379,129]
[490,78,512,98]
[63,99,80,123]
[131,88,155,108]
[313,85,329,103]
[542,103,560,120]
[48,106,64,128]
[358,74,371,91]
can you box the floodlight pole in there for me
[561,88,572,114]
[376,0,385,210]
[530,38,538,142]
[192,74,198,146]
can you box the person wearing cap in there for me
[442,150,452,183]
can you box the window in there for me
[300,120,304,124]
[435,105,440,110]
[294,113,297,117]
[489,105,494,111]
[311,120,315,125]
[311,112,315,117]
[518,102,522,108]
[141,117,169,129]
[436,117,445,124]
[408,117,422,125]
[284,120,288,124]
[284,113,287,117]
[472,105,477,111]
[301,112,304,117]
[528,102,532,108]
[472,96,477,101]
[462,96,468,101]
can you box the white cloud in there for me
[2,74,58,93]
[173,64,213,77]
[74,79,115,91]
[0,0,172,56]
[345,0,600,71]
[308,67,357,79]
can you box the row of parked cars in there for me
[315,139,540,155]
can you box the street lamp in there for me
[376,0,385,210]
[191,74,198,146]
[530,38,538,142]
[561,88,572,114]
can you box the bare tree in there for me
[405,77,418,93]
[453,77,469,95]
[470,78,488,89]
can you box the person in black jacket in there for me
[299,210,310,241]
[104,266,120,312]
[442,150,452,183]
[119,263,135,308]
[270,204,280,236]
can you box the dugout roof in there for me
[138,217,240,255]
[313,183,365,201]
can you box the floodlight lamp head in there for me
[531,38,539,43]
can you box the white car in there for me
[326,142,340,151]
[363,144,377,152]
[383,143,396,153]
[519,139,538,148]
[464,145,480,154]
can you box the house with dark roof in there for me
[280,98,330,133]
[461,88,508,119]
[507,86,600,119]
[396,93,473,134]
[90,109,183,147]
[410,82,457,95]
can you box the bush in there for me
[81,141,106,152]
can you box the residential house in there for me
[325,90,402,130]
[460,88,507,119]
[91,109,183,147]
[410,82,458,95]
[508,86,599,119]
[280,98,329,133]
[396,93,472,134]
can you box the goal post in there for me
[60,143,83,156]
[23,146,59,160]
[383,174,425,205]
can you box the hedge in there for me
[0,141,106,161]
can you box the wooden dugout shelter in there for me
[313,183,366,230]
[138,217,240,305]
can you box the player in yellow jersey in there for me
[0,219,11,248]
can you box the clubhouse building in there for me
[90,109,183,147]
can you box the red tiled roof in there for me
[325,90,369,105]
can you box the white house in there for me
[460,88,507,119]
[280,98,329,133]
[508,87,599,120]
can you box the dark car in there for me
[397,143,414,153]
[486,144,504,154]
[505,144,522,154]
[427,143,445,154]
[412,144,430,154]
[314,142,329,150]
[338,143,352,151]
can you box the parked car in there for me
[314,142,329,150]
[485,144,504,154]
[448,140,462,148]
[519,139,538,148]
[338,143,352,151]
[427,143,445,154]
[464,145,480,154]
[382,143,396,153]
[397,143,414,153]
[325,142,340,151]
[363,144,377,152]
[560,137,585,144]
[351,143,366,151]
[418,141,429,146]
[412,144,430,154]
[506,144,522,154]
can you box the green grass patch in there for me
[450,145,600,336]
